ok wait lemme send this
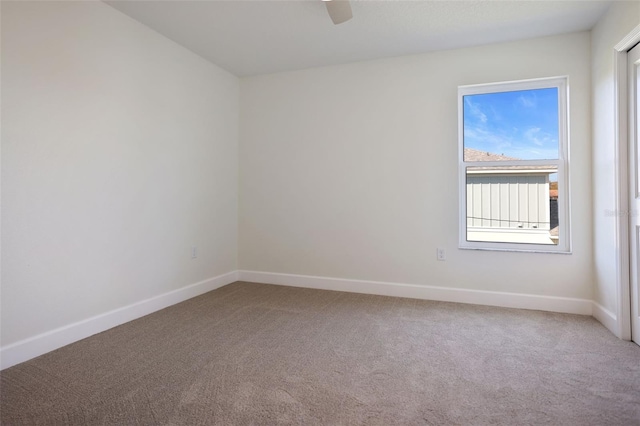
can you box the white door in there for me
[630,42,640,344]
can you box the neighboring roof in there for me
[464,148,518,162]
[467,165,558,174]
[464,148,557,174]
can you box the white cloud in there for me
[524,126,556,148]
[465,98,487,123]
[518,94,536,108]
[524,127,543,146]
[464,125,512,150]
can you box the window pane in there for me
[463,88,559,161]
[466,167,559,245]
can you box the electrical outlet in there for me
[191,246,197,259]
[437,248,446,261]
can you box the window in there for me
[458,77,570,253]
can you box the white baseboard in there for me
[591,301,618,335]
[1,269,610,370]
[0,271,238,370]
[238,270,593,316]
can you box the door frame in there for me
[614,24,640,341]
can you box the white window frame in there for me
[458,76,571,253]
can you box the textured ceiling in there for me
[105,0,612,77]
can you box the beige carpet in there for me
[1,281,639,425]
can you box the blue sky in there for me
[463,87,559,160]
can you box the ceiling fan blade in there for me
[325,0,352,25]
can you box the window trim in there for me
[458,76,571,253]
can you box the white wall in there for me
[240,32,593,301]
[1,0,622,367]
[591,2,640,331]
[1,1,239,348]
